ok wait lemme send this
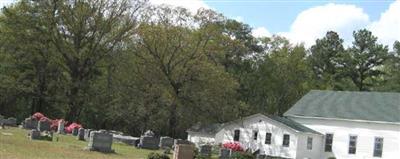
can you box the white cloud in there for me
[281,3,370,47]
[368,0,400,47]
[0,0,14,8]
[149,0,209,13]
[252,27,271,38]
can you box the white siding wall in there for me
[187,132,215,146]
[290,116,400,159]
[215,115,320,159]
[296,133,324,159]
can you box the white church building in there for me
[187,90,400,159]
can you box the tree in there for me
[309,31,346,90]
[342,29,389,91]
[33,0,144,121]
[381,41,400,91]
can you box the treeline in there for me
[0,0,399,138]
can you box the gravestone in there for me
[87,130,114,153]
[199,145,212,158]
[38,120,51,132]
[173,144,194,159]
[139,136,159,149]
[0,115,3,124]
[57,120,65,134]
[219,148,231,159]
[159,136,174,149]
[23,118,38,130]
[4,117,17,127]
[72,127,79,136]
[113,134,139,146]
[30,129,41,140]
[84,129,92,141]
[77,128,85,140]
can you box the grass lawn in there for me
[0,127,171,159]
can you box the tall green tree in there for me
[342,29,389,91]
[309,31,346,90]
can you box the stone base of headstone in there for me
[29,129,41,140]
[199,145,212,158]
[219,148,232,159]
[173,144,195,159]
[159,136,174,149]
[139,136,159,150]
[86,130,114,153]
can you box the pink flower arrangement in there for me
[65,123,82,133]
[222,142,244,152]
[32,112,45,120]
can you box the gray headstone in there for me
[87,130,114,153]
[84,129,92,141]
[30,129,41,140]
[77,128,85,140]
[200,145,212,158]
[219,148,231,159]
[0,115,3,124]
[72,127,79,136]
[4,117,17,126]
[113,134,139,146]
[159,136,174,149]
[38,120,51,132]
[139,136,159,150]
[23,118,38,130]
[57,120,65,134]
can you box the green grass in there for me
[0,127,170,159]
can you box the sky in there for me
[1,0,399,48]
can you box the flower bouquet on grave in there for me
[222,142,244,152]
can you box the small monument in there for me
[72,127,79,136]
[38,120,51,132]
[159,136,174,149]
[77,128,85,140]
[23,117,38,130]
[57,120,65,134]
[219,148,232,159]
[173,144,194,159]
[86,130,114,153]
[199,145,212,158]
[29,129,41,140]
[139,130,159,150]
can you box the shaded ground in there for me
[0,127,169,159]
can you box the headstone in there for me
[30,129,41,140]
[199,145,212,158]
[72,127,79,136]
[0,115,3,124]
[57,120,65,134]
[38,120,51,132]
[173,144,194,159]
[87,130,114,153]
[159,136,174,149]
[84,129,92,141]
[4,117,17,127]
[23,118,38,130]
[113,134,139,145]
[77,128,85,140]
[139,136,159,149]
[219,148,231,159]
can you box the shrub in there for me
[231,151,254,159]
[147,152,170,159]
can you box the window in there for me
[325,133,333,152]
[373,137,384,157]
[233,130,240,141]
[307,137,313,150]
[283,134,290,147]
[348,135,357,154]
[265,133,272,144]
[253,130,258,140]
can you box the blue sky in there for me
[204,0,394,33]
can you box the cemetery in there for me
[1,112,250,159]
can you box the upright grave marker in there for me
[87,130,114,153]
[77,128,85,140]
[173,144,194,159]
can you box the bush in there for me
[147,152,170,159]
[231,151,254,159]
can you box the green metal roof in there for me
[284,90,400,123]
[266,115,322,134]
